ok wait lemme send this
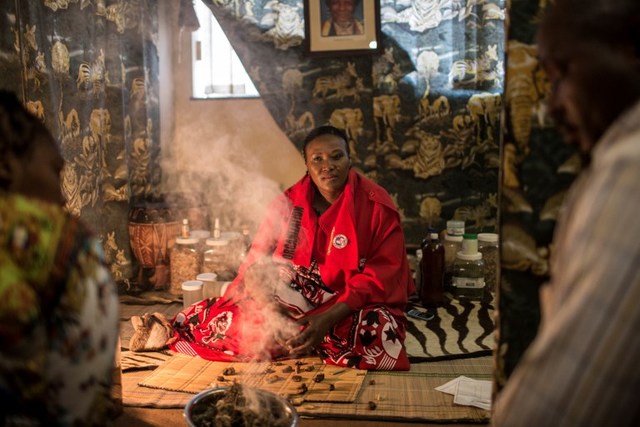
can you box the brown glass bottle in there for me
[420,232,445,307]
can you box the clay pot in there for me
[128,202,180,290]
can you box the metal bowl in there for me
[184,385,299,427]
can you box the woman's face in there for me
[304,133,351,202]
[9,135,65,206]
[328,0,355,24]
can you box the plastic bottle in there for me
[212,217,221,239]
[452,233,485,300]
[414,248,423,297]
[180,218,190,239]
[420,232,445,307]
[443,234,463,293]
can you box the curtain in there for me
[0,0,161,286]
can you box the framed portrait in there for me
[304,0,381,57]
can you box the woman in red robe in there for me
[170,125,415,370]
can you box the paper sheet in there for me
[435,376,492,410]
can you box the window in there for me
[191,0,259,99]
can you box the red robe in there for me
[170,170,415,370]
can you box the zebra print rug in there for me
[119,294,495,365]
[404,296,495,361]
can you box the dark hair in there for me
[538,0,640,60]
[324,0,361,7]
[0,90,51,159]
[0,90,53,188]
[302,125,350,161]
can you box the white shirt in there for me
[493,99,640,426]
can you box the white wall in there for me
[158,2,306,229]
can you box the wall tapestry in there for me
[203,0,507,247]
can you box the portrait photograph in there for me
[304,0,381,57]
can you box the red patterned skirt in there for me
[169,262,410,371]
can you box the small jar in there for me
[446,220,465,237]
[443,234,463,293]
[181,280,203,308]
[197,272,220,299]
[478,233,499,292]
[170,237,201,295]
[203,238,231,276]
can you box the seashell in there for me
[130,312,174,352]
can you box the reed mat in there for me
[123,356,492,423]
[138,354,366,403]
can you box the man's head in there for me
[325,0,360,24]
[0,90,65,205]
[537,0,640,160]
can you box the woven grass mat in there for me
[138,354,366,403]
[405,296,496,361]
[123,356,492,423]
[121,350,173,372]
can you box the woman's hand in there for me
[286,302,351,355]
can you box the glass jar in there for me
[452,251,485,300]
[451,234,484,300]
[190,229,210,263]
[220,231,244,273]
[203,238,231,277]
[478,233,499,293]
[170,237,201,295]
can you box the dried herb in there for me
[189,383,293,427]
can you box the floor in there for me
[114,406,488,426]
[115,294,491,427]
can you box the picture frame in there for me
[304,0,382,57]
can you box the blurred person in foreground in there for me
[492,0,640,425]
[170,125,415,370]
[0,90,120,426]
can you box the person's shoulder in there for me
[353,171,397,211]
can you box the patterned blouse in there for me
[0,194,120,426]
